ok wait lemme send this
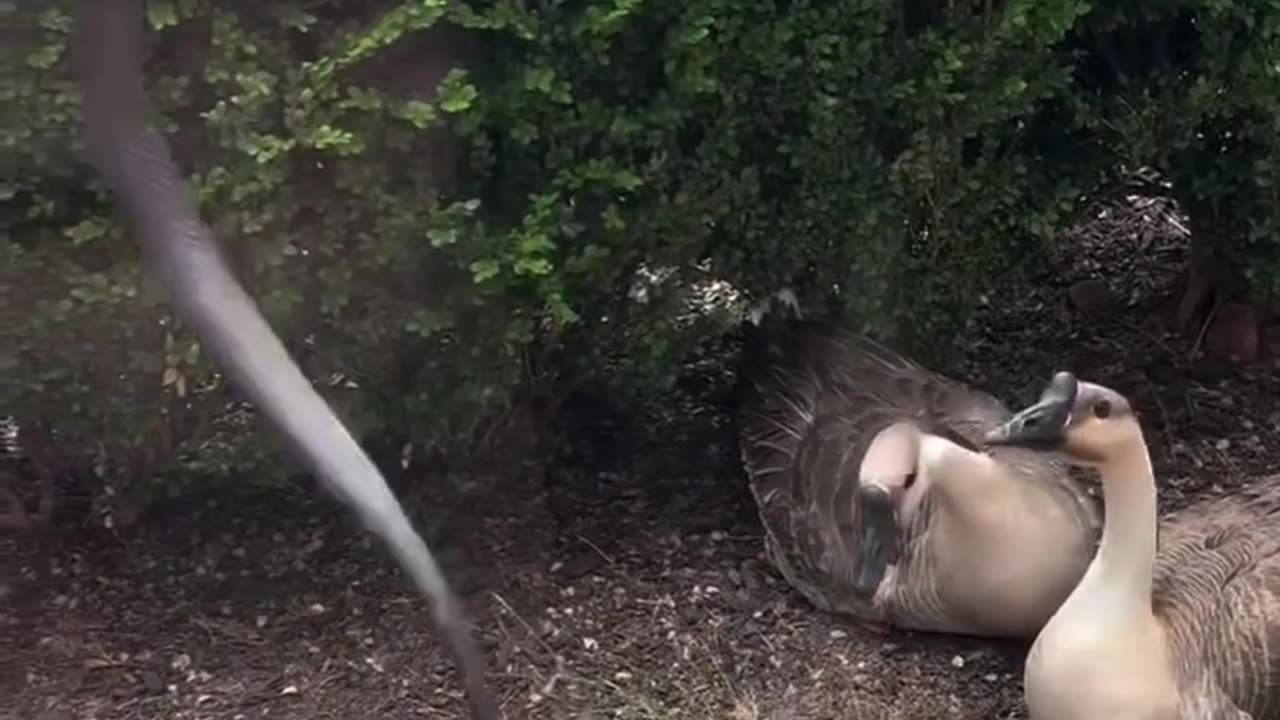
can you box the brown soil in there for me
[7,195,1280,720]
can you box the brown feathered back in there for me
[1149,477,1280,717]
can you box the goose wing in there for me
[1152,477,1280,717]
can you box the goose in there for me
[736,297,1103,638]
[984,370,1280,719]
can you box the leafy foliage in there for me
[3,0,1280,506]
[1062,0,1280,293]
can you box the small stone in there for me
[558,552,601,579]
[1216,438,1231,451]
[142,670,164,693]
[1067,279,1117,312]
[281,685,299,695]
[951,655,965,668]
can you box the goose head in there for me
[859,422,931,517]
[983,371,1141,467]
[852,421,938,596]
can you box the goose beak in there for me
[852,483,898,598]
[983,371,1078,449]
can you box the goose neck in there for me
[1082,439,1159,613]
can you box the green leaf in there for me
[470,258,501,283]
[438,69,478,114]
[514,256,552,276]
[397,100,438,129]
[65,218,108,246]
[523,67,557,93]
[428,227,458,247]
[146,1,180,30]
[25,44,62,69]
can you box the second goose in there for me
[985,371,1280,719]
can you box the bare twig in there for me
[1189,294,1223,361]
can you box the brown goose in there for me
[986,371,1280,719]
[736,297,1102,638]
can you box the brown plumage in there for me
[1148,482,1280,718]
[985,372,1280,719]
[737,313,1103,637]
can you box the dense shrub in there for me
[3,0,1279,513]
[1061,0,1280,320]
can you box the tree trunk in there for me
[1176,201,1225,334]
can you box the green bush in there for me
[1061,0,1280,301]
[5,0,1280,509]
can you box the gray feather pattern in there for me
[1150,479,1280,717]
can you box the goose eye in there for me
[904,472,917,489]
[1093,400,1111,419]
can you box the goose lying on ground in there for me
[736,299,1102,637]
[985,371,1280,719]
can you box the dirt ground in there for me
[7,196,1280,719]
